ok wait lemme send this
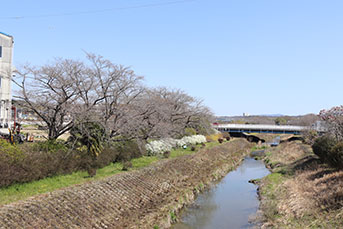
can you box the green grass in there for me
[170,147,194,158]
[169,211,177,222]
[131,156,159,169]
[0,156,158,206]
[0,141,222,206]
[260,173,285,205]
[170,141,220,158]
[259,173,285,221]
[252,145,268,151]
[263,173,284,188]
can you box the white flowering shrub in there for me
[162,138,178,148]
[181,135,206,145]
[146,135,206,156]
[175,139,187,148]
[146,140,173,156]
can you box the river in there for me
[173,156,270,229]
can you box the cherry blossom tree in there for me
[319,105,343,140]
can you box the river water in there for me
[173,157,270,229]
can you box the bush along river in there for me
[173,154,270,229]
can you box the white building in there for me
[0,32,14,127]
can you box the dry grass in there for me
[259,141,343,228]
[253,134,276,143]
[263,141,310,170]
[21,126,70,141]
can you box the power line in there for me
[0,0,197,20]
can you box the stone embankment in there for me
[0,139,252,229]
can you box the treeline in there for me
[14,53,213,141]
[312,106,343,169]
[0,53,215,186]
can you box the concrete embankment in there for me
[0,139,253,229]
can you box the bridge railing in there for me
[216,127,301,135]
[214,124,310,135]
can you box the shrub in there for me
[218,138,224,144]
[95,144,120,168]
[122,161,133,171]
[146,135,206,155]
[329,142,343,169]
[312,135,343,169]
[302,129,318,145]
[0,135,148,187]
[175,139,187,148]
[0,139,24,161]
[146,140,173,156]
[0,138,146,187]
[87,167,97,177]
[68,122,107,177]
[32,140,67,153]
[112,140,144,162]
[163,151,171,158]
[312,135,337,163]
[163,138,186,148]
[68,122,106,159]
[181,135,207,145]
[0,141,81,187]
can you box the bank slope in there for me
[0,139,253,229]
[258,141,343,228]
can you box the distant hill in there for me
[258,114,284,117]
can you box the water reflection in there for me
[173,157,270,229]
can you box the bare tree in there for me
[13,54,145,141]
[13,59,86,140]
[84,54,144,138]
[119,87,214,140]
[13,54,212,145]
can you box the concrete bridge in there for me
[214,124,308,135]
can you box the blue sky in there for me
[2,0,343,116]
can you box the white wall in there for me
[0,33,13,126]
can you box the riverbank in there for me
[257,141,343,228]
[0,139,253,228]
[0,141,220,207]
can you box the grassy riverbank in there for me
[0,141,221,206]
[0,139,253,228]
[258,141,343,228]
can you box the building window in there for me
[0,46,2,57]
